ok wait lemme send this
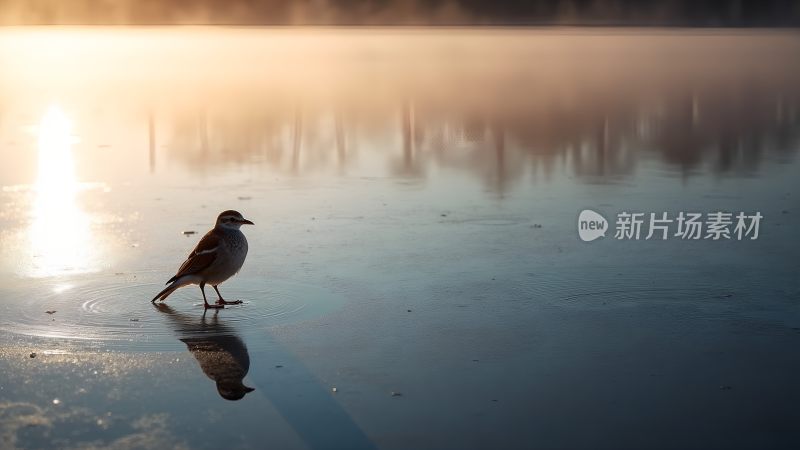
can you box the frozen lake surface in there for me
[0,28,799,449]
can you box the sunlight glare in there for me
[29,105,94,277]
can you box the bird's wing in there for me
[166,230,220,284]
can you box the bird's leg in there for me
[200,308,220,323]
[213,285,242,305]
[201,283,223,309]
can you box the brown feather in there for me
[166,229,221,284]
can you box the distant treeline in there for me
[1,0,799,26]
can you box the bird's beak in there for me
[240,218,254,225]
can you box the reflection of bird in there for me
[155,303,255,401]
[152,210,254,309]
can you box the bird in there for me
[155,303,255,400]
[152,210,254,309]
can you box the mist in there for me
[0,0,798,26]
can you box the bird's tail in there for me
[151,276,195,303]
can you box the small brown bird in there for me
[152,210,254,309]
[155,303,255,401]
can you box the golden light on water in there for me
[28,105,93,277]
[36,106,77,194]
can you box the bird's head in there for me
[216,380,256,401]
[215,210,254,230]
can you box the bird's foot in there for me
[204,302,224,309]
[215,299,243,306]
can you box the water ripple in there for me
[0,272,344,351]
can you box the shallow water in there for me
[0,28,799,449]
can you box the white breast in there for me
[205,230,248,285]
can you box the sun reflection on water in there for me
[29,105,94,277]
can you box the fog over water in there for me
[0,28,798,450]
